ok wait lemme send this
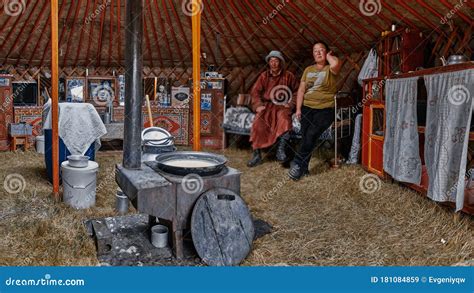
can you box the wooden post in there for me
[192,0,201,151]
[51,0,60,200]
[145,95,153,127]
[153,77,157,101]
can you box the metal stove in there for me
[115,161,242,260]
[117,1,253,265]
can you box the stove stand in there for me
[115,162,241,260]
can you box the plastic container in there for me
[36,135,45,154]
[61,160,99,209]
[44,129,95,182]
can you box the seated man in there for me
[247,50,299,167]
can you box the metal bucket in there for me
[151,225,169,248]
[61,161,99,209]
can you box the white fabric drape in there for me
[358,48,378,86]
[347,114,362,164]
[383,77,422,184]
[424,69,474,211]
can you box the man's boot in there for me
[276,137,288,162]
[247,149,262,167]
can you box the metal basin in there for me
[155,151,227,176]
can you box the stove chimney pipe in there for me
[123,0,143,169]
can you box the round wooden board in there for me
[191,188,255,266]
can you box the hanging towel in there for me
[358,48,378,86]
[347,114,362,164]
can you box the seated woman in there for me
[247,50,299,167]
[288,42,342,180]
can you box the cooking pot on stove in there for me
[155,151,227,176]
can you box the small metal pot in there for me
[447,55,468,65]
[115,189,129,214]
[67,155,90,168]
[151,225,169,248]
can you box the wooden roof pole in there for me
[439,0,472,25]
[40,0,69,67]
[4,0,41,63]
[95,0,107,66]
[117,0,122,64]
[15,0,48,66]
[28,2,52,66]
[143,16,154,67]
[74,0,91,67]
[51,0,60,200]
[203,0,244,68]
[85,0,99,67]
[192,0,201,151]
[396,1,445,36]
[107,0,114,66]
[145,0,164,67]
[62,0,82,67]
[152,0,174,67]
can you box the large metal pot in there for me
[155,151,227,176]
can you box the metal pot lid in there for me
[155,151,227,176]
[191,188,254,266]
[141,127,174,146]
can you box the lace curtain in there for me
[424,69,473,211]
[383,77,422,184]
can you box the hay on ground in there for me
[0,149,472,266]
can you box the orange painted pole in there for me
[51,0,60,200]
[191,0,202,151]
